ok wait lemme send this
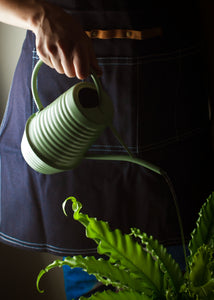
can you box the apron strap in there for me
[85,27,163,40]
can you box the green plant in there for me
[37,193,214,299]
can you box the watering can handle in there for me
[31,59,103,112]
[31,60,44,111]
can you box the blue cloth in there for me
[167,245,190,272]
[63,266,98,300]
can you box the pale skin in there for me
[0,0,101,79]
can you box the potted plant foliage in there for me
[37,192,214,299]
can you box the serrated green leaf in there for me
[80,289,151,300]
[37,194,214,299]
[131,228,184,293]
[36,256,153,296]
[189,245,213,286]
[188,279,214,299]
[68,197,164,297]
[181,245,214,299]
[188,193,214,258]
[63,256,150,292]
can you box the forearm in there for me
[0,0,101,78]
[0,0,46,32]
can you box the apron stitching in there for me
[89,127,206,153]
[90,145,137,149]
[97,44,200,65]
[0,231,97,255]
[89,147,138,154]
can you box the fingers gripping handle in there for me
[31,59,103,112]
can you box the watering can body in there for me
[21,60,114,174]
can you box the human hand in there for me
[32,2,101,79]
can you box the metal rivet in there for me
[91,30,98,38]
[126,31,132,38]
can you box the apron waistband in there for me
[85,27,163,40]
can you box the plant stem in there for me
[160,170,188,272]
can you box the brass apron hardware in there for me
[85,27,163,40]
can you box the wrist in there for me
[29,0,67,33]
[27,0,46,32]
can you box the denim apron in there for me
[0,0,213,257]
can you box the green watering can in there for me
[21,59,162,176]
[21,61,184,255]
